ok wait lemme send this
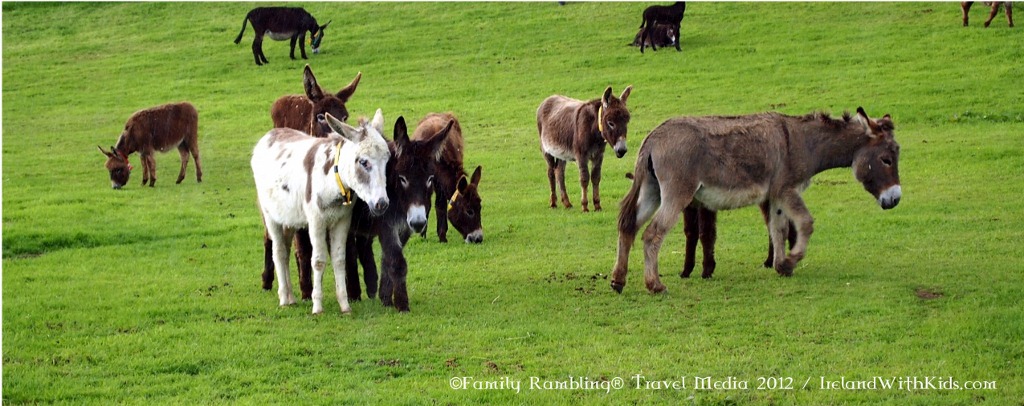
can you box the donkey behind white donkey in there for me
[252,109,391,314]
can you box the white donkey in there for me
[252,109,391,314]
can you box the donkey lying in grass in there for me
[537,86,632,212]
[961,2,1014,28]
[262,65,361,299]
[252,110,390,314]
[343,116,453,311]
[613,108,901,293]
[98,102,202,189]
[413,113,484,243]
[234,7,331,66]
[638,1,686,53]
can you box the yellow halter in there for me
[597,105,605,133]
[332,142,353,205]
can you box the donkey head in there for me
[599,85,632,158]
[852,107,901,210]
[98,145,132,189]
[325,109,390,216]
[303,65,361,137]
[309,21,330,54]
[393,117,452,235]
[447,166,484,243]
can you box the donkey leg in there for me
[1005,2,1014,27]
[143,154,157,187]
[612,174,661,292]
[555,160,573,208]
[962,2,973,26]
[176,145,189,184]
[641,202,686,293]
[578,157,592,212]
[699,209,717,279]
[306,224,332,314]
[771,194,814,276]
[673,24,682,51]
[434,184,449,242]
[591,153,605,211]
[328,223,352,314]
[294,228,314,300]
[252,33,266,65]
[759,201,775,268]
[190,142,203,183]
[379,228,410,312]
[289,36,299,60]
[344,234,362,301]
[680,207,699,278]
[544,153,558,208]
[985,2,1000,27]
[262,229,275,290]
[266,223,296,306]
[358,235,379,299]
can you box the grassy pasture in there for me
[3,2,1023,404]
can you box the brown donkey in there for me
[262,65,361,299]
[537,86,632,212]
[412,113,484,243]
[98,102,202,189]
[961,2,1014,28]
[613,108,902,293]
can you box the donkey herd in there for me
[98,4,910,315]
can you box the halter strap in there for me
[332,142,353,205]
[597,105,604,133]
[447,188,461,211]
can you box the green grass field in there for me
[3,2,1023,404]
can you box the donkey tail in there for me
[618,144,653,237]
[234,13,250,44]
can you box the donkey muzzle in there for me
[613,139,628,158]
[370,198,390,217]
[878,185,902,210]
[407,205,427,234]
[465,229,484,244]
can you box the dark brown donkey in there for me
[98,102,202,189]
[537,86,632,212]
[233,7,331,66]
[613,108,902,294]
[678,204,797,279]
[412,113,484,243]
[638,2,686,53]
[261,65,361,299]
[961,2,1014,28]
[344,117,453,311]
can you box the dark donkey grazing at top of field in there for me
[261,65,362,300]
[234,7,331,66]
[413,113,484,244]
[961,2,1014,27]
[98,102,202,189]
[343,116,453,311]
[638,1,686,53]
[537,86,632,212]
[613,108,902,294]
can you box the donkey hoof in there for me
[645,282,667,294]
[680,271,692,279]
[775,260,795,277]
[701,272,713,279]
[610,282,625,294]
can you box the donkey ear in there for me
[371,108,385,135]
[325,112,362,142]
[601,86,613,108]
[303,65,325,101]
[619,85,633,105]
[856,106,882,134]
[470,165,482,186]
[98,145,113,158]
[337,71,361,102]
[456,174,469,193]
[427,120,455,162]
[321,20,332,29]
[393,116,409,148]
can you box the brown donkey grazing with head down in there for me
[261,65,361,300]
[961,2,1014,27]
[98,102,202,189]
[537,86,632,212]
[613,108,902,294]
[412,113,484,243]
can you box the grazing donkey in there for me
[961,2,1014,28]
[638,1,686,53]
[344,117,454,311]
[234,7,331,66]
[262,65,362,299]
[613,108,902,294]
[412,113,484,243]
[630,23,677,49]
[252,110,390,315]
[537,86,632,212]
[98,102,202,189]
